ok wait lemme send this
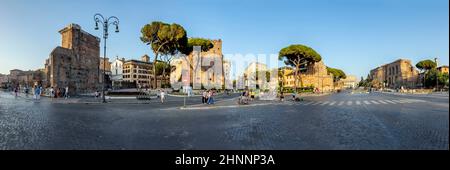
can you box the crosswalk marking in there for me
[371,100,380,104]
[378,100,388,104]
[403,99,415,103]
[394,100,406,103]
[320,101,330,105]
[289,98,425,107]
[303,101,314,105]
[347,101,353,105]
[384,100,397,104]
[390,100,401,103]
[311,101,322,105]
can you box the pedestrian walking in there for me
[207,90,214,104]
[33,85,37,99]
[280,91,284,102]
[38,86,42,100]
[64,86,69,99]
[202,90,207,104]
[14,86,18,97]
[160,89,165,103]
[25,86,29,97]
[50,87,55,99]
[34,85,41,100]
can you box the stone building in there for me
[243,62,269,89]
[7,69,46,88]
[0,74,8,84]
[279,66,295,88]
[369,59,419,89]
[437,66,449,74]
[110,56,125,87]
[44,23,100,95]
[170,39,228,90]
[223,60,232,89]
[122,55,154,88]
[299,61,335,92]
[279,61,335,92]
[339,75,358,89]
[100,57,111,72]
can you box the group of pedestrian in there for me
[202,90,215,104]
[49,86,69,99]
[238,90,250,104]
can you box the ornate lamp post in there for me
[94,13,119,103]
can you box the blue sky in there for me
[0,0,448,79]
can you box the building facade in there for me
[7,69,46,88]
[243,62,269,89]
[44,23,100,95]
[170,39,228,90]
[278,61,335,92]
[0,74,8,84]
[110,56,125,87]
[122,55,154,88]
[369,59,419,89]
[299,61,334,92]
[279,67,295,88]
[100,57,111,72]
[339,75,357,89]
[437,66,449,74]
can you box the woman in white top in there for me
[160,90,165,103]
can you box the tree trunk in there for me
[294,65,299,93]
[153,53,158,89]
[162,63,166,88]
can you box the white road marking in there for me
[378,100,388,104]
[320,101,330,106]
[391,100,403,103]
[311,101,322,105]
[303,101,314,105]
[384,100,397,104]
[290,98,426,107]
[400,99,410,103]
[371,100,380,104]
[403,99,416,103]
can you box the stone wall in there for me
[45,24,100,95]
[298,61,335,92]
[370,59,419,89]
[7,69,45,88]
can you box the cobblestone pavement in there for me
[0,90,448,150]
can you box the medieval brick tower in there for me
[45,23,100,95]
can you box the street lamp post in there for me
[435,57,438,91]
[94,13,119,103]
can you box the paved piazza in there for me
[0,91,448,150]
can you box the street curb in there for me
[179,101,277,110]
